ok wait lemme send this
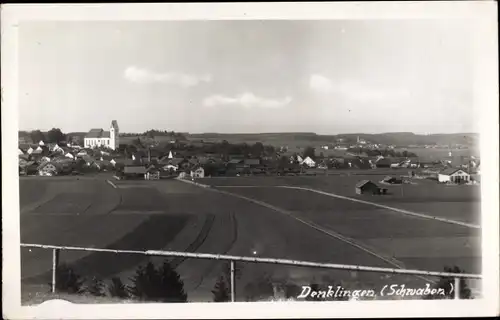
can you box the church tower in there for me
[110,120,119,150]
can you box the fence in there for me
[21,243,482,301]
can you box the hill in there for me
[187,132,479,148]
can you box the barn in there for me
[355,180,387,195]
[438,168,471,184]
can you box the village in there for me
[18,121,481,194]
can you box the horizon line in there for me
[18,129,480,136]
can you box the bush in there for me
[128,261,187,302]
[52,264,84,294]
[83,276,106,297]
[424,266,472,299]
[108,277,129,299]
[243,274,275,301]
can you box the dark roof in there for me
[85,129,110,138]
[375,158,393,165]
[37,162,63,172]
[124,166,146,174]
[440,168,467,176]
[244,159,261,166]
[227,159,244,164]
[355,180,378,188]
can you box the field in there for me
[20,173,482,302]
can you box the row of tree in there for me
[23,129,66,144]
[347,147,418,158]
[52,260,472,302]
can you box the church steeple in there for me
[109,120,119,150]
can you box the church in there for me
[84,120,119,150]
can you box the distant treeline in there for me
[121,130,186,139]
[347,147,418,158]
[119,139,277,159]
[19,129,66,144]
[188,132,478,147]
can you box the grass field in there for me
[200,174,481,224]
[20,173,482,302]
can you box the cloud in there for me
[309,74,410,102]
[309,74,335,93]
[124,66,211,87]
[203,93,292,109]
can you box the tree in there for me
[212,276,230,302]
[30,130,45,143]
[128,261,187,302]
[52,264,84,294]
[250,142,264,157]
[108,277,129,299]
[84,276,106,297]
[47,128,66,143]
[424,266,472,300]
[303,146,315,160]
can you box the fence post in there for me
[230,260,235,302]
[454,277,460,300]
[51,248,60,293]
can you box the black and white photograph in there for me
[2,2,498,319]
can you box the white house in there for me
[18,148,24,155]
[38,140,45,146]
[301,156,316,168]
[84,120,119,150]
[163,164,178,172]
[438,168,471,183]
[191,166,205,178]
[65,153,74,159]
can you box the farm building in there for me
[438,168,471,184]
[355,180,387,195]
[122,166,147,179]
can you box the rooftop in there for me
[85,129,110,139]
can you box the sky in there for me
[18,20,478,134]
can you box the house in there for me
[162,164,178,172]
[122,165,147,179]
[301,156,316,168]
[38,162,59,176]
[244,158,261,167]
[382,176,402,184]
[226,159,244,167]
[145,165,160,180]
[317,161,328,170]
[84,120,119,150]
[190,166,205,178]
[355,180,387,195]
[438,168,471,184]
